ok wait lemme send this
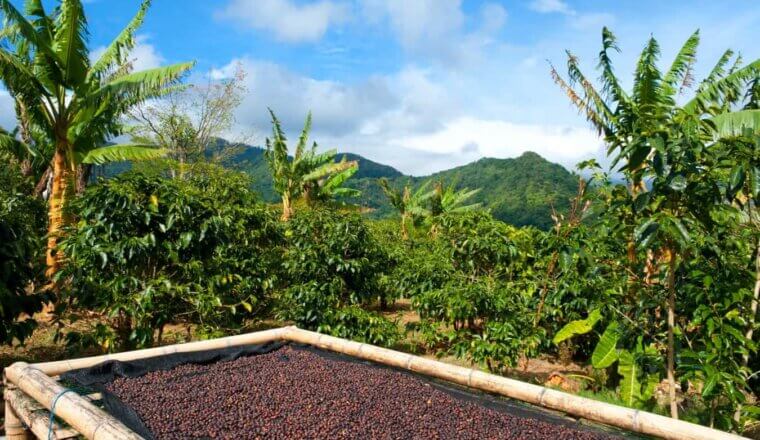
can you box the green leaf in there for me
[625,146,650,171]
[552,309,602,345]
[709,110,760,139]
[702,373,718,398]
[592,322,621,369]
[668,217,690,245]
[634,219,659,248]
[729,165,746,198]
[53,0,89,86]
[617,349,641,406]
[77,144,167,165]
[88,0,151,79]
[633,192,650,213]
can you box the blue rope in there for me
[48,389,74,440]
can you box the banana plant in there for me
[302,157,361,205]
[553,310,659,407]
[0,0,195,279]
[265,110,359,220]
[378,178,432,240]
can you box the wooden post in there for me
[4,387,78,439]
[5,397,32,440]
[5,363,141,440]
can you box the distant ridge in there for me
[231,144,579,230]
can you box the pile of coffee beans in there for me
[106,346,618,439]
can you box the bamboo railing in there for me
[2,326,749,440]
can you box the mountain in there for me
[342,152,580,229]
[230,144,579,229]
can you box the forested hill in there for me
[231,145,579,230]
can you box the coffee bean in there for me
[106,346,617,440]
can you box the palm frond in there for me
[632,36,664,111]
[295,112,312,160]
[596,27,629,104]
[566,51,615,135]
[88,0,151,80]
[708,109,760,139]
[75,143,166,165]
[53,0,89,86]
[90,62,194,105]
[0,127,36,160]
[550,62,608,135]
[662,30,699,97]
[0,0,56,57]
[685,59,760,115]
[699,49,735,91]
[303,158,357,182]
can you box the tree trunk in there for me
[46,147,74,280]
[736,239,760,422]
[666,247,679,419]
[76,164,92,194]
[281,193,293,221]
[401,213,409,241]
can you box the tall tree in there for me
[129,63,249,177]
[0,0,194,279]
[552,27,760,419]
[265,110,358,220]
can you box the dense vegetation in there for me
[0,1,758,436]
[231,145,579,229]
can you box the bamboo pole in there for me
[32,327,288,376]
[5,363,141,440]
[4,387,78,439]
[5,395,33,440]
[282,327,747,440]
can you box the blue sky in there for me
[6,0,760,174]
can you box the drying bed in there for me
[4,327,748,440]
[65,344,622,440]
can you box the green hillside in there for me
[343,152,580,229]
[234,146,580,230]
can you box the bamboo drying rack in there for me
[2,326,748,440]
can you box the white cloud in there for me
[395,117,602,171]
[216,0,349,43]
[530,0,574,15]
[91,35,164,72]
[0,91,17,130]
[359,0,506,66]
[210,57,603,175]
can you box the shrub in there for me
[60,167,281,349]
[278,209,398,345]
[0,167,46,344]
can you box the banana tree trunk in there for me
[46,147,74,280]
[401,212,409,241]
[281,193,293,221]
